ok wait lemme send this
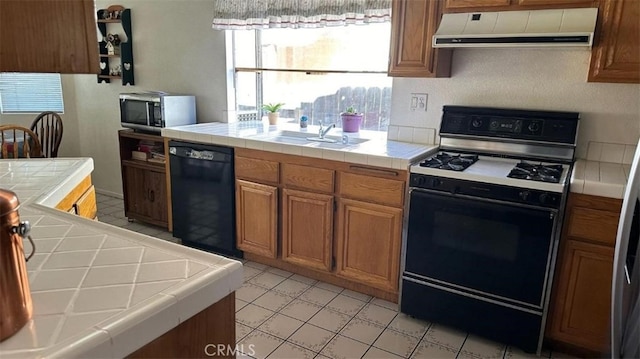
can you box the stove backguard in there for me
[438,106,580,163]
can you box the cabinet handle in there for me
[348,165,399,177]
[72,203,79,215]
[149,190,155,202]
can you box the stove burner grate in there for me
[508,161,563,183]
[419,152,479,171]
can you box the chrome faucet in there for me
[319,122,335,139]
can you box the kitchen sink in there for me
[251,130,369,146]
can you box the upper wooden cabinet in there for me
[588,0,640,83]
[0,0,99,73]
[444,0,596,11]
[445,0,510,9]
[517,0,595,6]
[388,0,452,77]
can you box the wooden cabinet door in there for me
[0,0,99,73]
[547,239,614,353]
[335,198,403,291]
[282,189,334,272]
[123,165,146,219]
[123,164,168,226]
[143,169,168,224]
[388,0,452,77]
[445,0,510,9]
[236,180,278,258]
[589,0,640,83]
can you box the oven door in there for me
[405,188,558,308]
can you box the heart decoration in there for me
[123,63,131,71]
[100,62,106,70]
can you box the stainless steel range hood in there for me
[433,8,598,48]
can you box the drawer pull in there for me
[349,165,399,177]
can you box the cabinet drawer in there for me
[339,171,405,207]
[235,156,279,183]
[75,185,97,219]
[282,163,334,193]
[567,206,619,246]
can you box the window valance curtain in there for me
[212,0,391,30]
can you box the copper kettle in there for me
[0,189,35,342]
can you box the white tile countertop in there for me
[162,121,437,169]
[0,159,243,358]
[570,141,636,199]
[571,159,631,199]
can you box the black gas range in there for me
[401,106,580,354]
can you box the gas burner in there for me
[419,152,479,171]
[507,161,564,183]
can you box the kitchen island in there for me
[0,158,243,358]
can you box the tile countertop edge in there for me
[34,158,94,207]
[570,159,628,199]
[0,158,243,359]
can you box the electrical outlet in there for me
[410,93,428,112]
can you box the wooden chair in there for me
[30,111,63,158]
[0,125,43,158]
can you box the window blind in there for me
[212,0,391,29]
[0,73,64,114]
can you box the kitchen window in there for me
[233,23,392,132]
[0,73,64,114]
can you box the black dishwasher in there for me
[169,141,241,258]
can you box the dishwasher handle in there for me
[169,145,231,162]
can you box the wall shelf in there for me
[96,5,134,85]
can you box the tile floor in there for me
[96,193,576,359]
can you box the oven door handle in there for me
[409,187,558,215]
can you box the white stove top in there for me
[410,153,570,193]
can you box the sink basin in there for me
[251,130,369,146]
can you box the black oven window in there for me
[433,212,519,261]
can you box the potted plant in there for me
[341,105,363,133]
[263,102,284,125]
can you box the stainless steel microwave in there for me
[119,92,196,133]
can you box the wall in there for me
[72,0,230,196]
[390,49,640,158]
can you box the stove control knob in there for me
[490,120,498,129]
[413,176,426,186]
[528,122,540,132]
[426,178,441,188]
[471,119,483,128]
[539,193,549,204]
[519,191,530,201]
